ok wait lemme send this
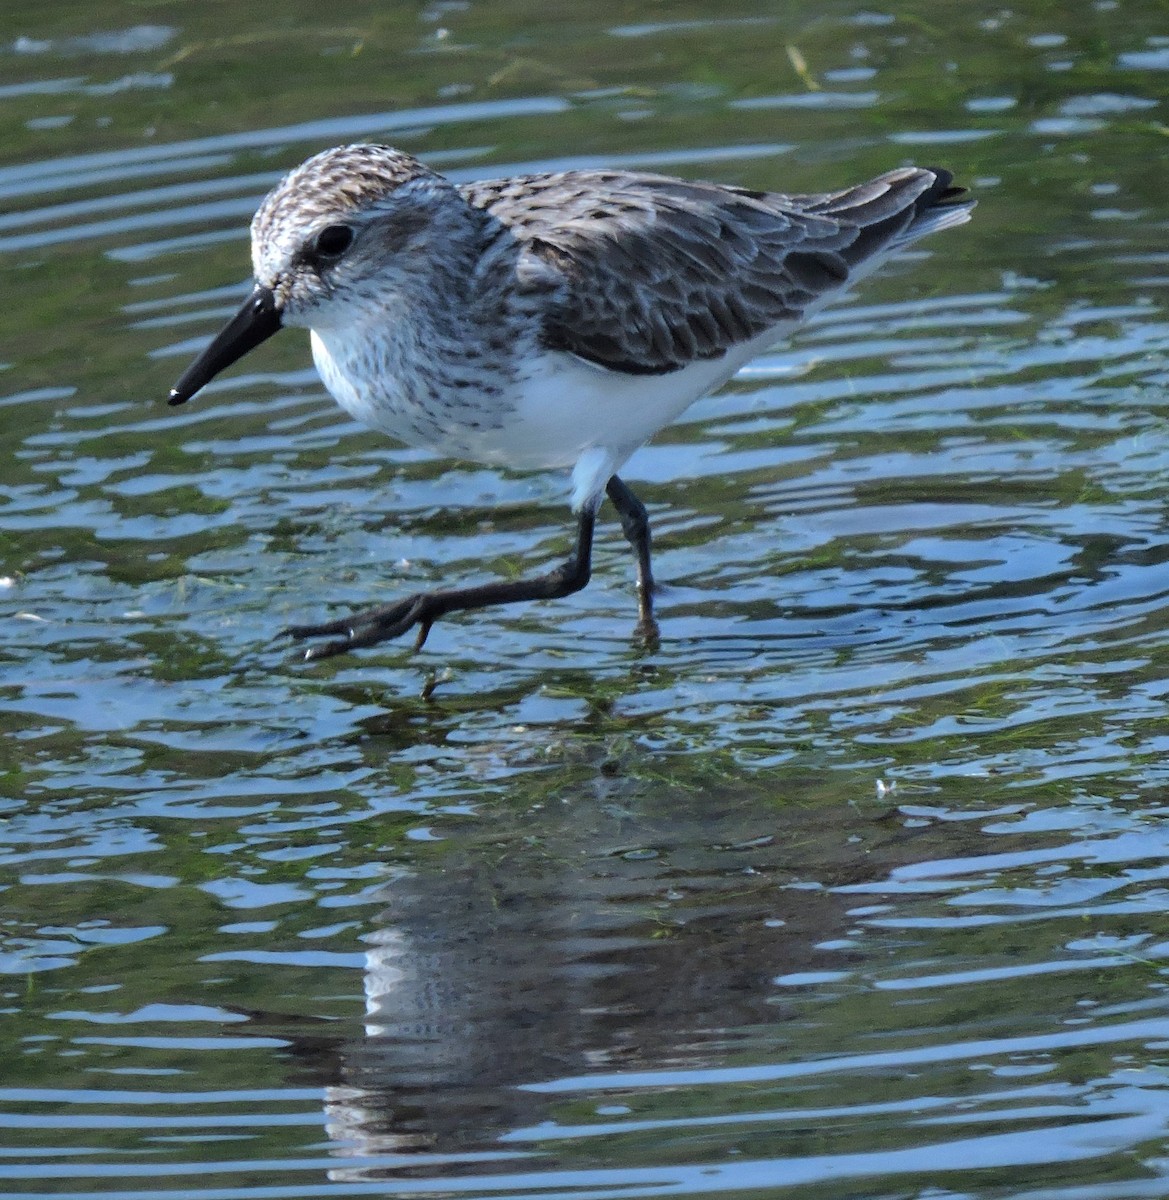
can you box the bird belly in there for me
[491,344,770,469]
[310,328,784,499]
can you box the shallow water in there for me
[4,2,1169,1198]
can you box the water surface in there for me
[4,2,1169,1198]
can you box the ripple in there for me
[3,4,1169,1199]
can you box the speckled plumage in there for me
[169,143,972,658]
[461,165,966,376]
[233,144,971,509]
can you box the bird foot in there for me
[631,613,661,651]
[280,594,435,661]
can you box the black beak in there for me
[168,286,283,406]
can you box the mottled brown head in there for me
[249,144,447,307]
[169,143,473,405]
[256,144,432,228]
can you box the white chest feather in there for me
[308,319,788,509]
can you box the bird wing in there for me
[460,167,966,376]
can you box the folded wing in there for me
[461,166,970,376]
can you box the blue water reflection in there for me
[4,1,1169,1197]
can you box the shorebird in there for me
[168,144,972,660]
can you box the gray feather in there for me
[461,166,971,376]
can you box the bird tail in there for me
[804,166,974,268]
[899,167,975,242]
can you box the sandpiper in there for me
[169,144,973,660]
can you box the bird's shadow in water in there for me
[269,766,986,1176]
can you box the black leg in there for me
[283,508,596,661]
[605,475,658,636]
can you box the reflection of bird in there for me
[169,144,973,660]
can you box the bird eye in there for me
[311,223,355,261]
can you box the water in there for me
[3,1,1169,1196]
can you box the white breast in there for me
[309,320,792,510]
[471,327,793,507]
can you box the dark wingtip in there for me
[167,388,187,407]
[922,165,971,208]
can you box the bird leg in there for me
[282,508,596,661]
[605,475,658,637]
